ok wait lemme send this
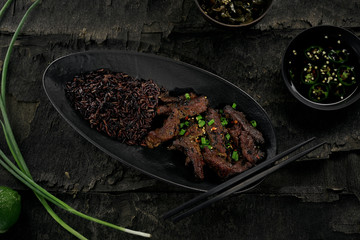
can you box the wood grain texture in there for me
[0,0,360,239]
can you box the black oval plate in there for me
[43,51,277,192]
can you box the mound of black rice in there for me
[65,69,161,145]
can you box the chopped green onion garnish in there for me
[232,151,239,161]
[200,145,212,150]
[250,120,257,128]
[208,119,215,126]
[232,103,237,109]
[196,115,203,121]
[179,129,186,135]
[184,121,190,126]
[198,120,206,127]
[180,123,184,128]
[201,137,207,145]
[225,133,231,141]
[185,93,191,100]
[221,118,228,126]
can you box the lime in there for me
[0,186,21,233]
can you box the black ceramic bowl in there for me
[194,0,273,28]
[282,25,360,110]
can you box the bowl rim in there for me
[194,0,274,28]
[281,25,360,111]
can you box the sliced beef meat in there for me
[157,96,209,117]
[145,109,180,148]
[177,96,209,118]
[146,91,266,180]
[146,96,209,148]
[158,91,197,103]
[227,121,265,164]
[156,104,173,115]
[203,148,252,179]
[240,131,265,164]
[224,105,265,164]
[204,108,228,156]
[171,124,205,180]
[224,105,264,144]
[228,126,241,147]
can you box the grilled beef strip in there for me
[224,105,265,164]
[204,108,228,156]
[157,95,209,117]
[203,147,252,179]
[156,104,173,115]
[171,124,205,180]
[145,109,181,148]
[158,91,197,103]
[224,105,265,144]
[240,131,265,164]
[145,96,209,149]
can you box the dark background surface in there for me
[0,0,360,239]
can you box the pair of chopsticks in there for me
[162,137,325,222]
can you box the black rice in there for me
[65,69,161,145]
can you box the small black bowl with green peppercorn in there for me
[194,0,273,28]
[282,25,360,110]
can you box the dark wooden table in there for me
[1,0,360,239]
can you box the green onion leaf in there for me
[185,93,191,100]
[225,133,231,141]
[198,120,206,127]
[179,129,186,135]
[221,117,228,126]
[232,151,239,161]
[208,119,215,126]
[184,121,190,126]
[196,115,203,121]
[232,103,237,109]
[250,120,257,128]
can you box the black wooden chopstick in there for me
[162,137,316,220]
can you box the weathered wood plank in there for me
[0,0,360,239]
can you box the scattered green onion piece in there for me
[232,103,237,109]
[198,120,206,127]
[250,120,257,128]
[201,137,207,145]
[232,151,239,161]
[225,133,231,141]
[179,123,184,128]
[179,129,186,135]
[185,93,191,100]
[208,119,215,126]
[184,121,190,126]
[196,115,203,121]
[221,118,228,126]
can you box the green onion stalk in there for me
[0,1,151,238]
